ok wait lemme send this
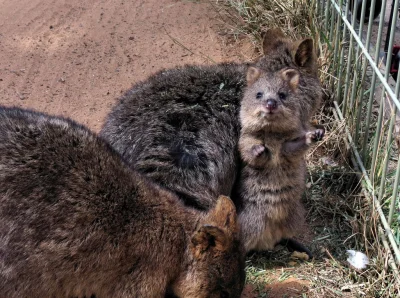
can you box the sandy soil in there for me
[0,0,244,132]
[0,0,308,297]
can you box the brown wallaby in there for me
[0,107,245,298]
[235,31,325,256]
[100,29,323,255]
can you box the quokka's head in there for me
[240,28,323,131]
[171,195,245,298]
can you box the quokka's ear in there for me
[246,67,261,86]
[261,28,287,55]
[281,69,300,91]
[191,225,229,258]
[294,38,317,73]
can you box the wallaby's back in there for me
[101,63,248,209]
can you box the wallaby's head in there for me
[171,195,245,298]
[240,28,322,132]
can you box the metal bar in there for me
[360,0,388,162]
[377,0,400,201]
[348,0,369,135]
[331,0,343,90]
[342,0,359,116]
[354,64,366,145]
[384,0,399,79]
[329,2,336,42]
[356,0,380,147]
[336,0,350,105]
[388,114,399,226]
[362,74,378,163]
[321,0,326,23]
[365,0,389,169]
[377,108,395,202]
[388,60,400,225]
[384,0,396,54]
[370,92,385,184]
[370,0,399,183]
[324,0,331,33]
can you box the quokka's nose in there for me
[266,99,277,110]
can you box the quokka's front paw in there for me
[306,128,325,145]
[250,144,266,157]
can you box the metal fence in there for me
[317,0,400,272]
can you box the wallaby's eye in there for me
[256,92,263,99]
[220,291,230,298]
[278,92,287,100]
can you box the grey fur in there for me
[100,63,248,210]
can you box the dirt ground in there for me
[0,0,245,132]
[0,0,309,297]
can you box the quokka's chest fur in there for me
[241,133,307,197]
[241,150,306,209]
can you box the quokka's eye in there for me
[278,92,287,100]
[256,92,263,99]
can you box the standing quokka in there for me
[0,107,245,298]
[235,60,325,257]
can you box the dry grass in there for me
[210,0,400,297]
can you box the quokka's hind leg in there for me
[278,238,313,259]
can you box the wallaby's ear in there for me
[191,196,238,258]
[208,195,238,234]
[281,69,300,91]
[246,67,261,86]
[262,28,287,55]
[191,225,228,258]
[294,39,316,73]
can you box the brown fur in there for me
[0,107,245,298]
[235,29,324,253]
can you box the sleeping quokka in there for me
[235,60,324,257]
[100,29,323,254]
[0,107,245,298]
